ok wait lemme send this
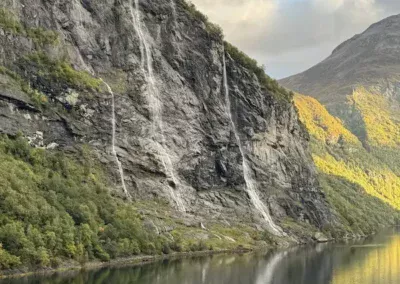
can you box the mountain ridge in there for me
[280,13,400,109]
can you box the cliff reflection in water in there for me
[2,229,400,284]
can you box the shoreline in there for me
[0,230,378,280]
[0,247,255,280]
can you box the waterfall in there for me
[102,80,132,200]
[129,0,186,212]
[222,53,284,236]
[170,0,178,26]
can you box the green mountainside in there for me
[294,94,400,236]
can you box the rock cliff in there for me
[0,0,333,237]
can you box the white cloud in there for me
[190,0,277,37]
[312,0,345,12]
[189,0,400,78]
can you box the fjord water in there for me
[4,228,400,284]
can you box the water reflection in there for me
[2,228,400,284]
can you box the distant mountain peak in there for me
[280,13,400,106]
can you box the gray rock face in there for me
[0,0,333,235]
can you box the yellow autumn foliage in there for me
[314,153,400,209]
[294,94,360,145]
[295,92,400,234]
[351,87,400,147]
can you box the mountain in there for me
[0,0,336,271]
[281,14,400,106]
[282,15,400,238]
[281,14,400,148]
[294,94,399,234]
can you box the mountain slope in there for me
[0,0,335,272]
[281,16,400,231]
[280,14,400,150]
[294,94,400,235]
[281,14,400,107]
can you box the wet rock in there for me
[314,232,329,243]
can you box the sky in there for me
[190,0,400,79]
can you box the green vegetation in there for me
[0,66,48,108]
[0,244,21,270]
[20,52,101,91]
[294,94,360,145]
[0,8,58,46]
[294,94,400,236]
[0,135,273,272]
[26,27,59,46]
[281,218,318,240]
[0,135,168,270]
[350,87,400,147]
[178,0,223,39]
[0,8,23,34]
[224,42,294,102]
[320,174,399,237]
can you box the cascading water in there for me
[222,52,284,236]
[129,0,185,212]
[102,79,132,200]
[170,0,178,26]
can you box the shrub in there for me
[0,135,166,269]
[178,0,223,39]
[26,27,59,46]
[161,243,171,255]
[170,239,183,252]
[20,52,101,91]
[0,65,48,109]
[224,42,293,102]
[189,241,207,252]
[0,8,23,34]
[0,244,21,270]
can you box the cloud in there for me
[312,0,345,12]
[190,0,277,39]
[189,0,400,79]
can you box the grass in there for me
[20,52,101,92]
[0,66,48,109]
[0,8,59,46]
[178,0,223,39]
[224,42,293,102]
[0,8,23,34]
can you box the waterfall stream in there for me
[102,80,132,200]
[129,0,185,212]
[222,53,284,236]
[170,0,178,26]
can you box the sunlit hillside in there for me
[294,95,360,145]
[350,87,400,147]
[294,94,400,235]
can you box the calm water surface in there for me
[2,228,400,284]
